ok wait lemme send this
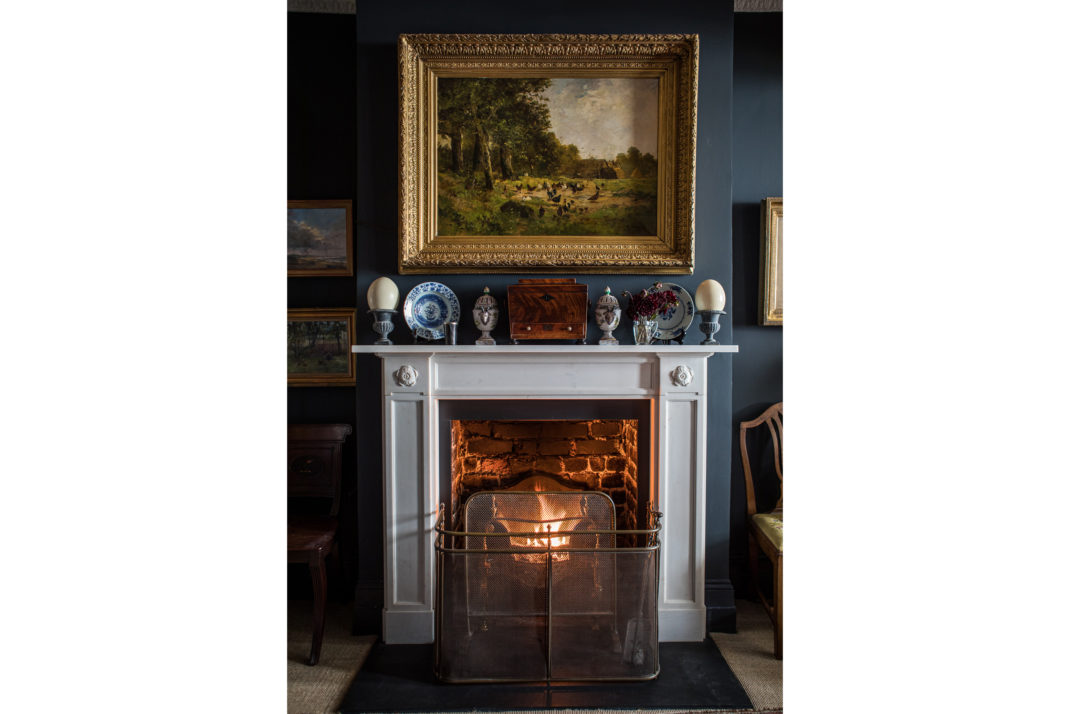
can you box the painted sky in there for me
[287,208,346,250]
[542,78,659,160]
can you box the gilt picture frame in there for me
[759,197,783,326]
[287,308,357,386]
[398,34,699,274]
[288,199,354,277]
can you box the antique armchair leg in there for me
[773,552,783,660]
[309,550,328,666]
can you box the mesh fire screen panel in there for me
[434,491,660,682]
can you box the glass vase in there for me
[632,318,658,345]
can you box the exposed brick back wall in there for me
[450,419,640,529]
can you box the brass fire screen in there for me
[434,491,661,683]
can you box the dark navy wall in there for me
[288,11,359,598]
[729,12,783,589]
[288,2,784,631]
[355,0,736,631]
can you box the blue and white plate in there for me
[403,282,461,341]
[649,282,695,341]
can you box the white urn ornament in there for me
[472,286,499,345]
[595,286,622,345]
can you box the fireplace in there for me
[353,344,738,644]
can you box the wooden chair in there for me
[739,402,783,659]
[288,423,352,666]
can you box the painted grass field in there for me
[288,348,349,374]
[287,321,350,374]
[438,174,657,236]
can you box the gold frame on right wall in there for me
[759,197,783,326]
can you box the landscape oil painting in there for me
[287,308,356,386]
[287,199,353,276]
[437,77,659,237]
[398,33,698,273]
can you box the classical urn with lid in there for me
[594,286,622,345]
[473,286,499,345]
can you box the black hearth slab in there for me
[339,639,752,712]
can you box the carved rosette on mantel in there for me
[393,364,418,388]
[669,364,694,387]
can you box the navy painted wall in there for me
[729,12,783,589]
[288,11,359,598]
[288,2,783,629]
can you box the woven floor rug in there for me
[288,601,376,714]
[709,600,783,712]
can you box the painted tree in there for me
[438,78,555,187]
[615,146,658,179]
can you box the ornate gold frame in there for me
[759,197,783,326]
[398,34,699,274]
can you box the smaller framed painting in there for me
[287,308,356,387]
[288,199,353,277]
[759,197,783,326]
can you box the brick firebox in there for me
[450,419,640,531]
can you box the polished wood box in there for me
[507,278,588,342]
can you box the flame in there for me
[506,493,576,559]
[519,520,568,550]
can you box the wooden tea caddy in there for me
[507,278,588,344]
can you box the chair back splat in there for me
[739,402,783,517]
[738,402,783,660]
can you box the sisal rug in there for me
[708,600,783,712]
[288,600,377,714]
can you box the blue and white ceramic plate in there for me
[649,282,695,341]
[403,282,461,341]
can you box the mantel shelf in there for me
[353,344,738,355]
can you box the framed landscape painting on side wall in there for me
[398,34,699,274]
[288,199,353,276]
[287,308,356,386]
[759,197,783,326]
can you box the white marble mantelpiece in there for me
[353,343,738,644]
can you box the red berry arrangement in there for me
[623,283,680,321]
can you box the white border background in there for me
[2,2,1068,712]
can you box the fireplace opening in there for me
[449,418,641,534]
[434,400,658,682]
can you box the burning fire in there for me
[507,493,577,560]
[518,521,568,550]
